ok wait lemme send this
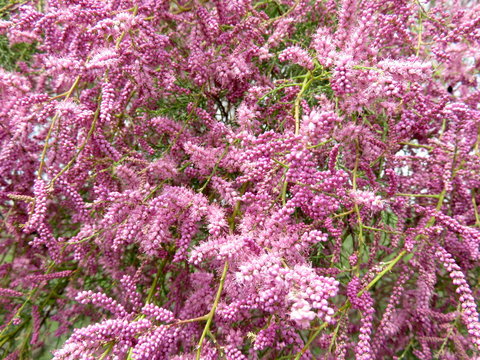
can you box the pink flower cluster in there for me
[1,0,480,359]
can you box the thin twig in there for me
[196,261,229,360]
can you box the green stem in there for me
[198,144,231,193]
[352,65,383,73]
[293,71,313,135]
[294,303,350,360]
[306,138,334,149]
[98,342,114,360]
[328,309,347,353]
[294,323,329,359]
[266,0,300,25]
[115,6,138,49]
[49,98,100,189]
[357,250,407,296]
[280,168,288,206]
[399,142,433,150]
[362,225,401,235]
[396,193,440,198]
[257,82,304,103]
[435,305,461,357]
[37,75,81,180]
[196,261,229,360]
[352,140,364,263]
[472,190,480,226]
[228,182,248,231]
[333,209,355,218]
[0,261,56,339]
[145,259,168,304]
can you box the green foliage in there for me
[0,1,37,71]
[0,37,36,71]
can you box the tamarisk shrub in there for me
[1,0,480,359]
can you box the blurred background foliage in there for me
[0,0,37,71]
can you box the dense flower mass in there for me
[0,0,480,359]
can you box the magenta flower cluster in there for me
[1,0,480,359]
